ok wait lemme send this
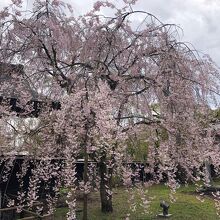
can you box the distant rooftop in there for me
[0,62,39,100]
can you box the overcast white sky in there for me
[1,0,220,66]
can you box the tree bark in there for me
[99,159,113,213]
[205,160,213,185]
[82,146,89,220]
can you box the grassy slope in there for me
[55,184,219,220]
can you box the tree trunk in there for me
[99,159,113,213]
[205,160,213,185]
[82,148,88,220]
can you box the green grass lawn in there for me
[55,184,220,220]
